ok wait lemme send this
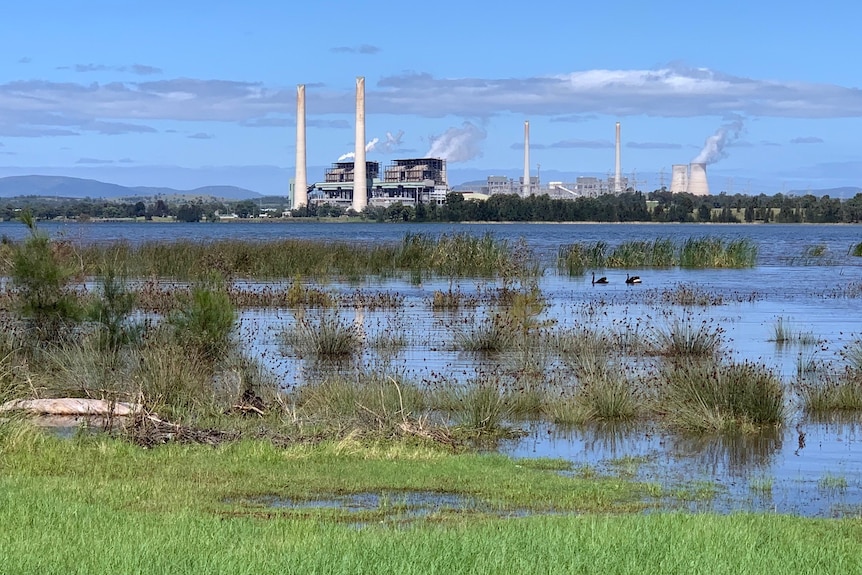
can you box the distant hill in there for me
[0,175,263,201]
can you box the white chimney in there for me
[292,84,307,209]
[523,121,530,196]
[351,76,368,213]
[688,162,710,196]
[614,122,622,193]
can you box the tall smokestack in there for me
[292,84,307,209]
[688,162,710,196]
[523,121,530,196]
[670,164,688,194]
[352,76,368,213]
[614,122,622,193]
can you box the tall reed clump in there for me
[11,211,83,343]
[659,360,784,432]
[439,379,515,437]
[549,365,639,425]
[679,237,757,268]
[169,274,236,363]
[651,317,724,359]
[797,370,862,414]
[607,238,676,268]
[282,310,363,359]
[132,335,215,415]
[556,242,607,276]
[851,242,862,257]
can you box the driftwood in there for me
[124,413,241,448]
[0,398,143,417]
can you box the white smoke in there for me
[426,121,486,163]
[337,137,380,161]
[382,130,404,152]
[693,119,744,164]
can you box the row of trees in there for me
[301,190,862,224]
[6,190,862,224]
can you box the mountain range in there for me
[0,175,262,201]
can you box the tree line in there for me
[5,190,862,224]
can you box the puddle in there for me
[237,491,529,526]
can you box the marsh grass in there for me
[565,366,639,423]
[431,287,478,310]
[818,473,849,491]
[282,311,364,358]
[661,284,724,307]
[852,242,862,257]
[769,317,817,346]
[133,337,215,415]
[454,313,517,352]
[296,374,426,429]
[652,317,724,358]
[557,242,607,276]
[607,238,675,268]
[842,339,862,371]
[679,237,757,268]
[749,475,774,494]
[660,360,784,432]
[797,369,862,413]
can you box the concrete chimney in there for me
[688,162,710,196]
[670,164,688,194]
[523,120,530,196]
[614,122,622,193]
[351,76,368,213]
[292,84,307,209]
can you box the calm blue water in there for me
[10,220,862,517]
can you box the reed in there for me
[651,317,724,358]
[281,310,364,358]
[132,337,215,415]
[572,366,639,422]
[446,382,514,435]
[851,242,862,257]
[660,360,784,432]
[556,241,608,276]
[797,369,862,413]
[679,237,757,268]
[607,238,675,268]
[454,313,517,352]
[660,284,724,306]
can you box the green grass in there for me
[679,237,757,268]
[2,429,862,574]
[798,370,862,413]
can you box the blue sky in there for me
[1,0,861,195]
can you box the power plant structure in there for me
[522,121,531,196]
[670,164,688,194]
[666,163,710,196]
[291,76,449,212]
[291,84,308,210]
[613,122,622,193]
[687,162,710,196]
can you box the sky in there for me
[1,0,861,195]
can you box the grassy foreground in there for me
[2,427,862,574]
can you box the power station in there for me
[290,78,714,209]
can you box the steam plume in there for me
[693,119,744,164]
[426,121,486,162]
[338,138,379,161]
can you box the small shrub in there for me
[169,276,236,363]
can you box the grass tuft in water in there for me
[797,369,862,413]
[679,237,757,268]
[659,360,784,432]
[652,317,724,358]
[282,310,364,358]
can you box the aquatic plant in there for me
[679,237,757,268]
[282,310,364,358]
[659,360,784,432]
[572,366,639,422]
[660,284,724,307]
[556,241,608,276]
[797,369,862,413]
[607,238,675,268]
[651,317,724,358]
[851,242,862,257]
[454,313,517,353]
[443,380,514,436]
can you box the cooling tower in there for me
[670,164,688,194]
[352,77,368,213]
[687,162,710,196]
[523,121,531,196]
[614,122,622,193]
[292,84,307,209]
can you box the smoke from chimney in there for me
[426,121,486,162]
[338,138,379,161]
[693,119,744,164]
